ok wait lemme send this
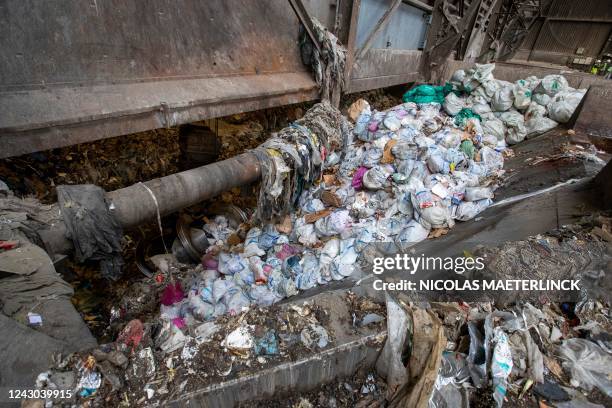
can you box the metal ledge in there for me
[0,72,319,158]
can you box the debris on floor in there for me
[6,65,610,407]
[238,370,388,408]
[0,128,180,203]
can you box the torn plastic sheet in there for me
[557,338,612,397]
[56,184,124,279]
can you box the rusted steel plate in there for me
[0,0,321,157]
[0,73,318,158]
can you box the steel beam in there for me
[288,0,323,53]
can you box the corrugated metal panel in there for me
[356,0,430,50]
[534,21,611,56]
[546,0,612,21]
[518,19,544,51]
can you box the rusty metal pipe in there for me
[106,151,261,229]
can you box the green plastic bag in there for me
[459,140,475,160]
[454,108,481,127]
[403,83,454,105]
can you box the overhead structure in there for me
[1,0,610,158]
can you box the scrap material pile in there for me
[30,64,599,406]
[377,283,612,408]
[440,64,586,144]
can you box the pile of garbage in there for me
[30,64,599,405]
[153,90,514,326]
[36,294,342,406]
[439,63,586,145]
[378,291,612,408]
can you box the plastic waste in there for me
[470,94,493,114]
[535,74,569,96]
[512,83,531,110]
[449,69,466,90]
[433,128,463,149]
[454,108,481,127]
[479,79,500,101]
[548,90,586,124]
[532,92,551,107]
[492,84,514,112]
[461,64,495,92]
[429,352,471,408]
[383,112,401,131]
[464,187,493,202]
[296,251,321,290]
[375,295,411,392]
[351,166,369,190]
[362,147,383,168]
[500,111,527,145]
[403,84,449,105]
[295,218,318,246]
[254,330,279,355]
[194,322,220,344]
[354,105,372,139]
[223,325,254,356]
[443,93,464,116]
[160,282,185,306]
[491,327,513,407]
[396,220,430,247]
[525,101,547,120]
[77,369,102,398]
[452,198,492,221]
[482,118,506,141]
[459,140,475,160]
[557,338,612,397]
[479,146,504,171]
[363,165,392,190]
[300,324,329,349]
[314,210,352,237]
[302,198,325,213]
[525,116,558,138]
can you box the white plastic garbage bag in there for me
[296,251,321,290]
[452,199,492,221]
[396,220,430,247]
[525,117,558,138]
[315,210,352,237]
[479,146,504,171]
[535,74,569,97]
[547,89,586,124]
[464,186,494,201]
[462,63,495,92]
[557,338,612,397]
[479,79,500,101]
[450,69,466,90]
[491,328,513,407]
[512,83,531,110]
[383,112,401,131]
[363,165,392,190]
[443,93,464,116]
[500,111,527,145]
[354,105,372,138]
[482,118,506,141]
[419,205,454,229]
[470,94,493,114]
[433,128,462,149]
[525,101,546,120]
[492,83,514,112]
[532,92,551,107]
